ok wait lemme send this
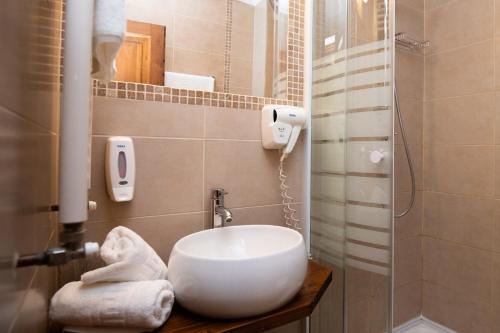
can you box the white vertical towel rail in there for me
[59,0,95,224]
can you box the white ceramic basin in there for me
[167,224,308,318]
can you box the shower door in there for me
[309,0,394,332]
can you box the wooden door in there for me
[115,20,166,85]
[115,33,151,83]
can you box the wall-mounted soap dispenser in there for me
[106,136,135,202]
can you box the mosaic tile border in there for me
[287,0,305,104]
[93,80,296,110]
[94,0,305,110]
[223,0,232,93]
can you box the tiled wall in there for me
[421,0,500,331]
[58,97,307,333]
[0,0,62,332]
[78,97,305,266]
[393,0,424,327]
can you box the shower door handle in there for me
[369,150,385,164]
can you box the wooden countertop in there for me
[155,260,332,333]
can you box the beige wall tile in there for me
[232,0,255,31]
[0,1,61,330]
[174,0,227,23]
[425,40,494,99]
[395,190,422,239]
[371,272,390,298]
[422,237,492,304]
[229,204,291,227]
[395,97,423,147]
[0,107,58,331]
[346,299,371,333]
[421,0,500,326]
[396,4,424,41]
[396,0,424,12]
[395,236,422,287]
[494,37,500,90]
[495,147,500,198]
[204,139,304,210]
[0,3,61,133]
[394,2,425,315]
[173,15,226,56]
[93,97,204,138]
[494,203,500,253]
[424,0,456,11]
[395,143,422,192]
[125,1,174,36]
[133,213,204,261]
[394,281,422,327]
[9,266,57,333]
[230,57,253,92]
[491,146,500,199]
[424,93,495,145]
[423,192,495,250]
[496,0,500,35]
[425,0,493,54]
[171,48,225,86]
[89,137,204,220]
[395,50,424,100]
[422,281,492,333]
[344,267,388,333]
[492,253,500,331]
[231,27,254,61]
[369,291,390,333]
[229,86,253,96]
[205,107,260,140]
[493,93,500,143]
[423,145,495,196]
[345,266,372,305]
[165,46,174,71]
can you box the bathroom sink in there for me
[167,224,308,318]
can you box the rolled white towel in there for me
[50,280,174,330]
[81,226,167,284]
[92,0,126,83]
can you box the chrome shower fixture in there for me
[395,32,430,50]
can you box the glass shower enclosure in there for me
[309,0,394,332]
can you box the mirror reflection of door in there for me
[115,20,165,85]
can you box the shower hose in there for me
[394,85,416,218]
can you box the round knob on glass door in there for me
[88,201,98,211]
[370,150,385,164]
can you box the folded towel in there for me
[92,0,126,83]
[50,280,174,330]
[81,227,167,284]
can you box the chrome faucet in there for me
[212,188,233,228]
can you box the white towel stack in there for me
[50,227,174,331]
[81,226,167,284]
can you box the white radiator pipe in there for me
[59,0,95,224]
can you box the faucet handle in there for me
[212,188,228,198]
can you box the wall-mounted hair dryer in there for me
[261,105,307,230]
[261,105,307,159]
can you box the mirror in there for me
[119,0,288,98]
